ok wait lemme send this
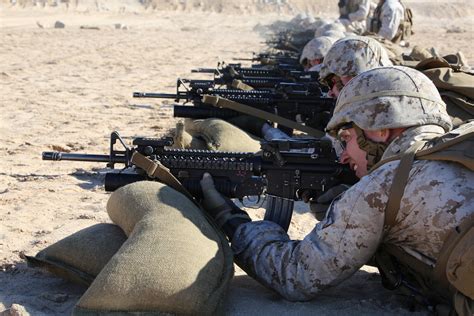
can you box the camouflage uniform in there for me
[338,0,372,33]
[231,67,473,302]
[370,0,405,41]
[320,35,392,80]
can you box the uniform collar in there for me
[381,125,446,160]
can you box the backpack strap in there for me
[384,141,426,231]
[231,79,255,91]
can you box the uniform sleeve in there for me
[348,0,371,22]
[378,1,403,40]
[231,170,391,301]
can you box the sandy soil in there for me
[0,2,472,315]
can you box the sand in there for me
[0,1,472,315]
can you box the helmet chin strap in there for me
[353,125,388,170]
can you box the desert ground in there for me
[0,1,473,315]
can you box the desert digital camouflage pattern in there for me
[372,0,405,41]
[232,125,473,300]
[300,36,337,63]
[230,67,473,300]
[338,0,371,32]
[326,66,453,134]
[339,0,371,22]
[322,35,393,78]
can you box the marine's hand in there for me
[309,202,330,221]
[317,184,351,204]
[307,185,350,221]
[200,173,251,240]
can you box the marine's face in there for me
[338,126,391,178]
[303,58,323,71]
[327,75,352,98]
[338,127,368,178]
[310,58,323,66]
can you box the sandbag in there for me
[24,224,127,286]
[169,121,207,150]
[184,118,261,152]
[74,181,234,315]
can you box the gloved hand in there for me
[200,173,251,240]
[317,184,351,204]
[261,124,292,141]
[309,202,330,221]
[309,184,351,221]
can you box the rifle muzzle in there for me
[133,92,177,99]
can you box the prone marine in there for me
[199,66,474,315]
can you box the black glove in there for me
[309,184,351,221]
[309,202,330,221]
[316,184,351,204]
[200,173,251,240]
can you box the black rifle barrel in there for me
[133,92,177,98]
[42,152,127,163]
[191,68,217,73]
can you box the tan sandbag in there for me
[24,224,127,286]
[184,118,261,152]
[74,181,234,315]
[409,45,434,61]
[169,121,207,150]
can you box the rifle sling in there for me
[131,152,199,207]
[202,95,325,138]
[231,79,255,91]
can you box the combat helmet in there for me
[326,66,453,135]
[320,30,346,40]
[315,20,346,37]
[321,35,392,80]
[300,36,337,65]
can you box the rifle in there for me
[171,75,316,90]
[133,78,273,105]
[133,78,325,102]
[267,29,315,52]
[234,57,299,66]
[134,79,334,133]
[233,52,300,65]
[42,132,356,231]
[191,63,318,87]
[191,62,304,77]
